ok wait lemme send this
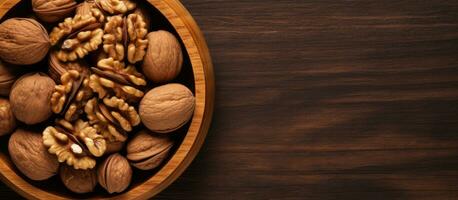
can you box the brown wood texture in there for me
[2,0,458,199]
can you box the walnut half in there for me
[50,70,93,122]
[43,119,106,170]
[88,57,145,102]
[103,13,148,64]
[85,96,140,144]
[56,28,104,62]
[96,0,136,15]
[49,8,105,62]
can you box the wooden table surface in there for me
[3,0,458,199]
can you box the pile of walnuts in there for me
[0,0,195,194]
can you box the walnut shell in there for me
[32,0,78,23]
[106,140,124,154]
[127,130,173,170]
[141,30,183,83]
[0,18,50,65]
[8,129,59,181]
[97,153,132,194]
[0,98,16,136]
[139,83,195,133]
[0,60,21,96]
[10,73,56,125]
[60,165,97,193]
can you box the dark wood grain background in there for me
[3,0,458,199]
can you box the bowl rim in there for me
[0,0,215,199]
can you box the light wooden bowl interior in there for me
[0,0,214,199]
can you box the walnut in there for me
[0,98,16,136]
[103,13,148,64]
[127,130,173,170]
[139,83,195,133]
[49,8,104,46]
[75,0,97,16]
[48,51,87,83]
[43,119,107,170]
[88,59,145,102]
[56,28,104,62]
[95,0,136,15]
[88,74,143,102]
[126,14,148,64]
[0,60,21,96]
[32,0,78,23]
[102,15,124,61]
[77,4,106,23]
[51,70,93,121]
[97,153,132,194]
[10,73,55,125]
[106,140,124,154]
[84,96,140,150]
[9,129,59,181]
[96,57,146,86]
[49,7,105,62]
[0,18,50,65]
[60,165,97,194]
[133,7,151,31]
[142,30,183,83]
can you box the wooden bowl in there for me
[0,0,214,199]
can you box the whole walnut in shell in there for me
[0,60,21,96]
[10,73,56,125]
[127,130,173,170]
[0,98,16,136]
[60,165,97,194]
[142,30,183,83]
[0,18,50,65]
[97,153,132,194]
[8,129,59,181]
[32,0,78,23]
[139,83,195,133]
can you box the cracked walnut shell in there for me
[140,83,195,133]
[60,165,97,194]
[9,129,59,181]
[0,18,50,65]
[32,0,78,23]
[127,130,173,170]
[10,73,55,125]
[43,119,106,170]
[98,153,132,194]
